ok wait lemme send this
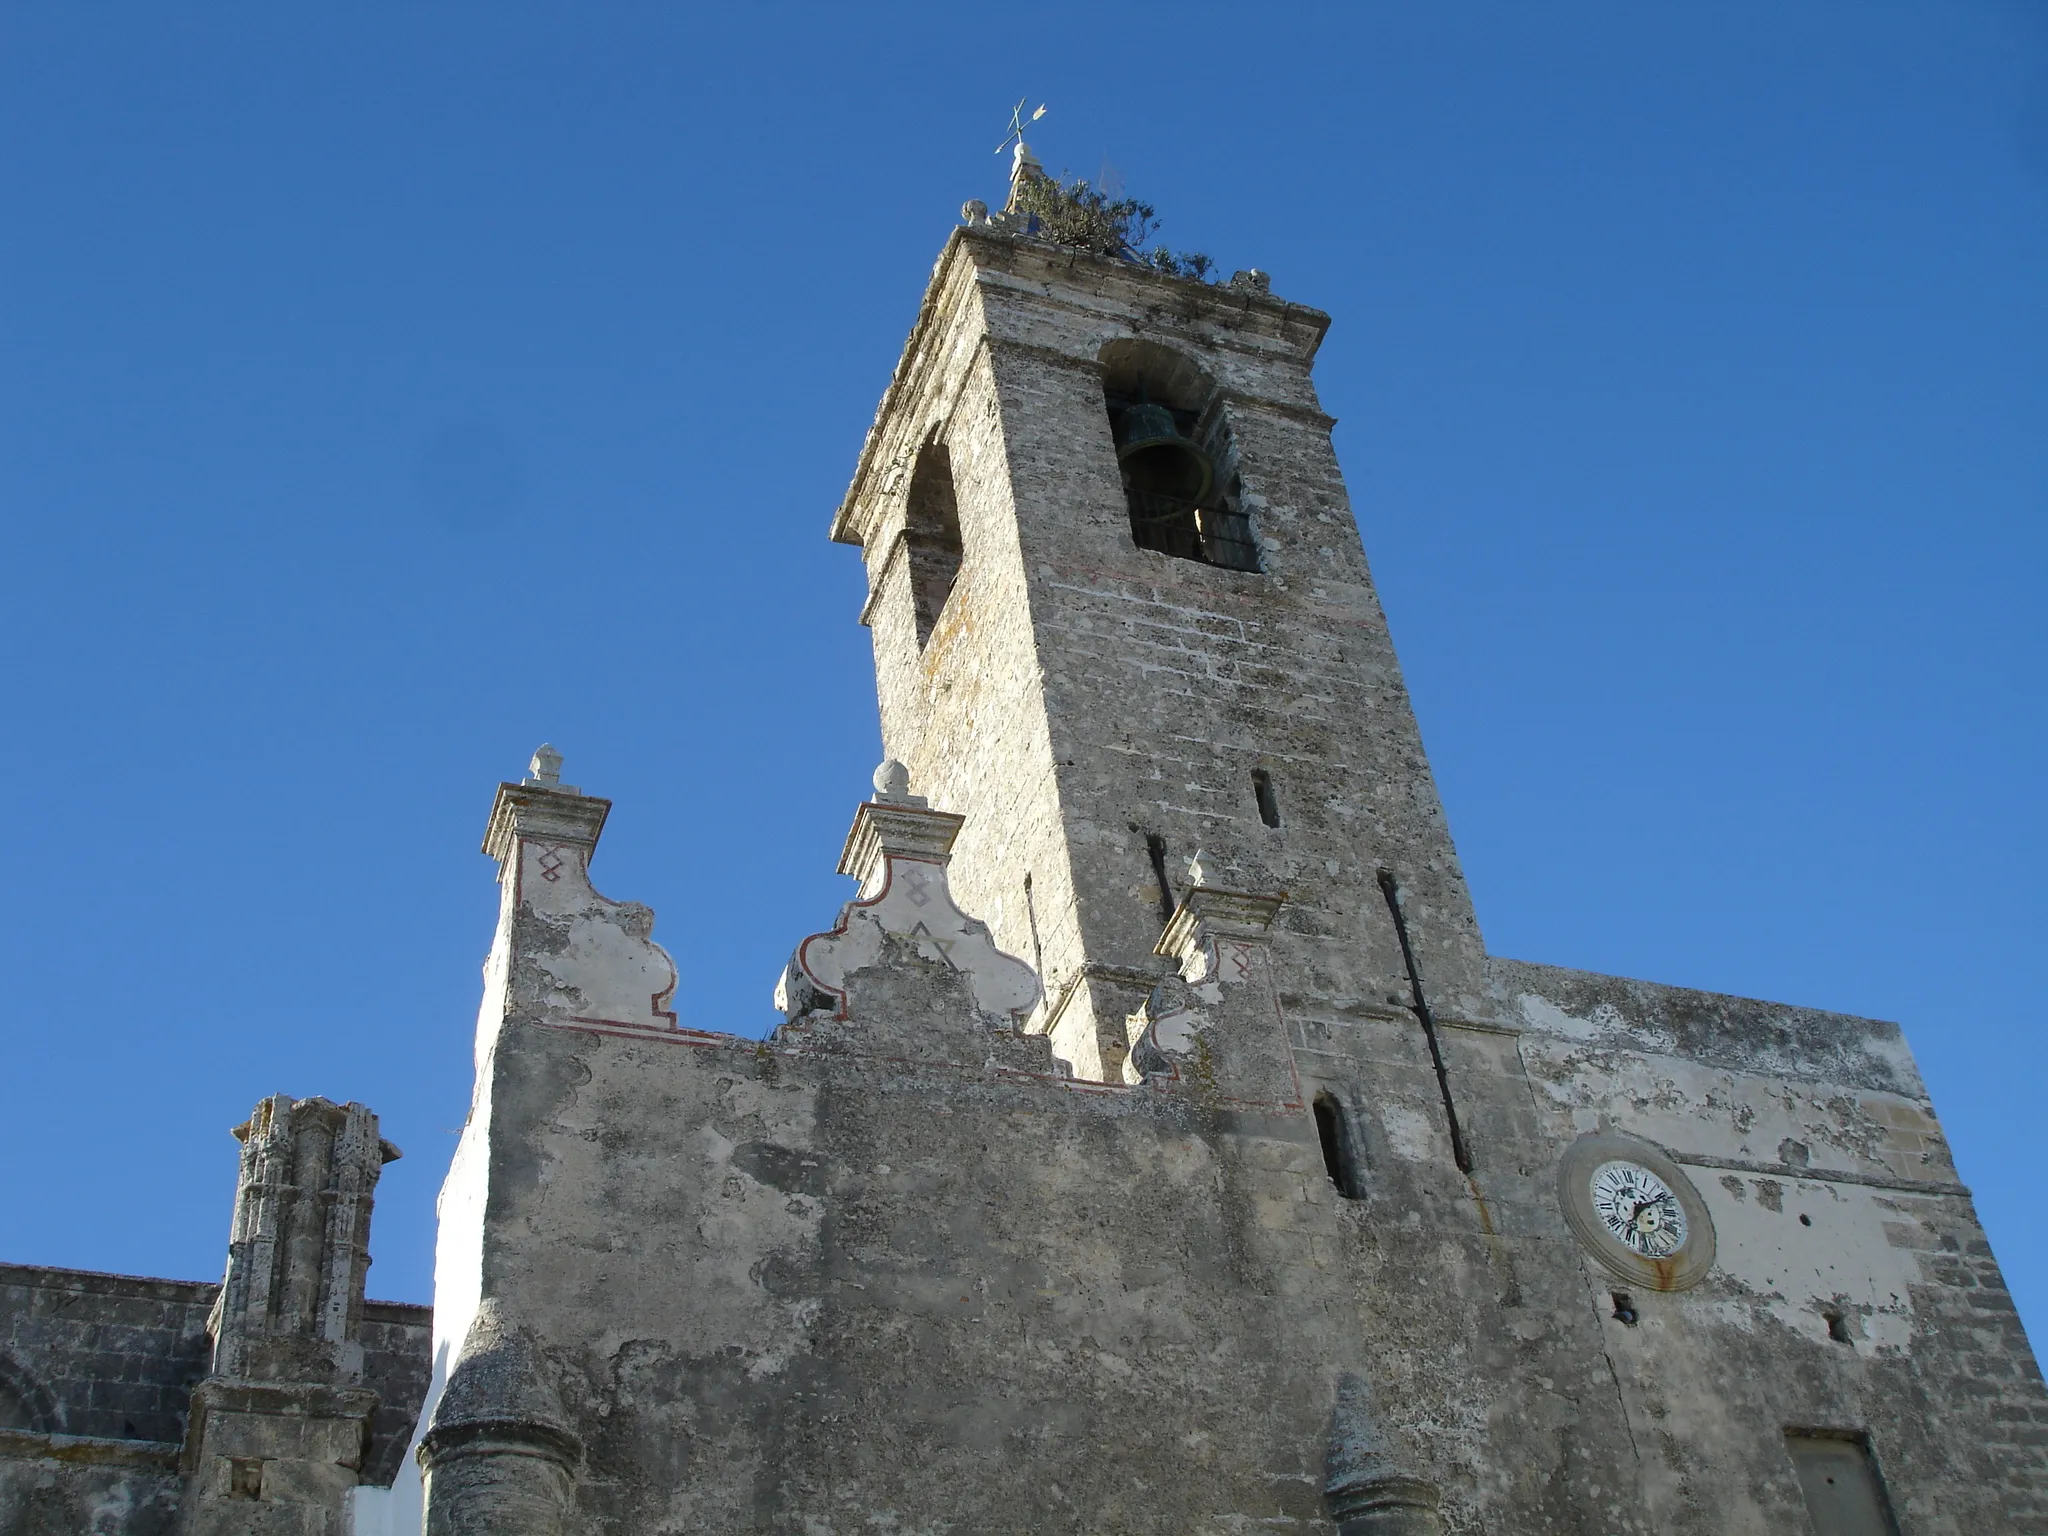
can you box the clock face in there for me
[1590,1160,1688,1258]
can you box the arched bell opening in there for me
[904,437,964,649]
[1098,338,1260,573]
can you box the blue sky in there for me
[3,2,2043,1346]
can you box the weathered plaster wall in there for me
[414,758,2041,1533]
[445,964,2047,1530]
[1491,957,2048,1531]
[452,1015,1544,1533]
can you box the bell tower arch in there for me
[834,223,1490,1083]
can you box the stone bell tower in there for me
[834,153,1491,1085]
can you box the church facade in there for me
[5,159,2045,1534]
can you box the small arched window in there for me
[0,1354,54,1434]
[1099,340,1260,573]
[904,439,963,649]
[1313,1093,1363,1199]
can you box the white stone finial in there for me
[527,743,563,787]
[1007,138,1044,209]
[870,759,929,810]
[961,198,989,226]
[1187,849,1212,888]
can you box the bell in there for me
[1114,403,1214,507]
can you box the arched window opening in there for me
[0,1355,54,1434]
[0,1380,34,1432]
[904,440,963,649]
[1099,340,1260,573]
[1314,1093,1362,1199]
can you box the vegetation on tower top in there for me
[1009,173,1215,281]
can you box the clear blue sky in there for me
[3,3,2043,1346]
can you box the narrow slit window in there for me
[1251,768,1280,828]
[1313,1093,1362,1199]
[904,440,963,649]
[1784,1432,1900,1536]
[1023,872,1045,977]
[1144,833,1175,927]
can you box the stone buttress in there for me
[178,1095,400,1536]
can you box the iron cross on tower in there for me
[995,98,1046,155]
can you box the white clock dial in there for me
[1589,1160,1688,1258]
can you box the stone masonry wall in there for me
[0,1263,432,1535]
[0,1264,207,1536]
[0,1265,214,1446]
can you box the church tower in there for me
[5,135,2045,1536]
[836,150,1490,1088]
[365,145,2048,1536]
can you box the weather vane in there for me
[996,98,1047,156]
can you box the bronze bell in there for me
[1114,403,1214,507]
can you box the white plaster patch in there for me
[1150,1007,1205,1054]
[516,840,678,1030]
[793,854,1040,1021]
[1856,1026,1928,1096]
[1518,1034,1947,1184]
[1378,1101,1438,1163]
[1697,1175,1922,1354]
[1516,991,1600,1041]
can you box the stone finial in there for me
[1007,137,1046,211]
[872,759,929,808]
[518,742,583,798]
[1325,1372,1444,1535]
[526,743,563,787]
[961,198,989,226]
[418,1299,582,1532]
